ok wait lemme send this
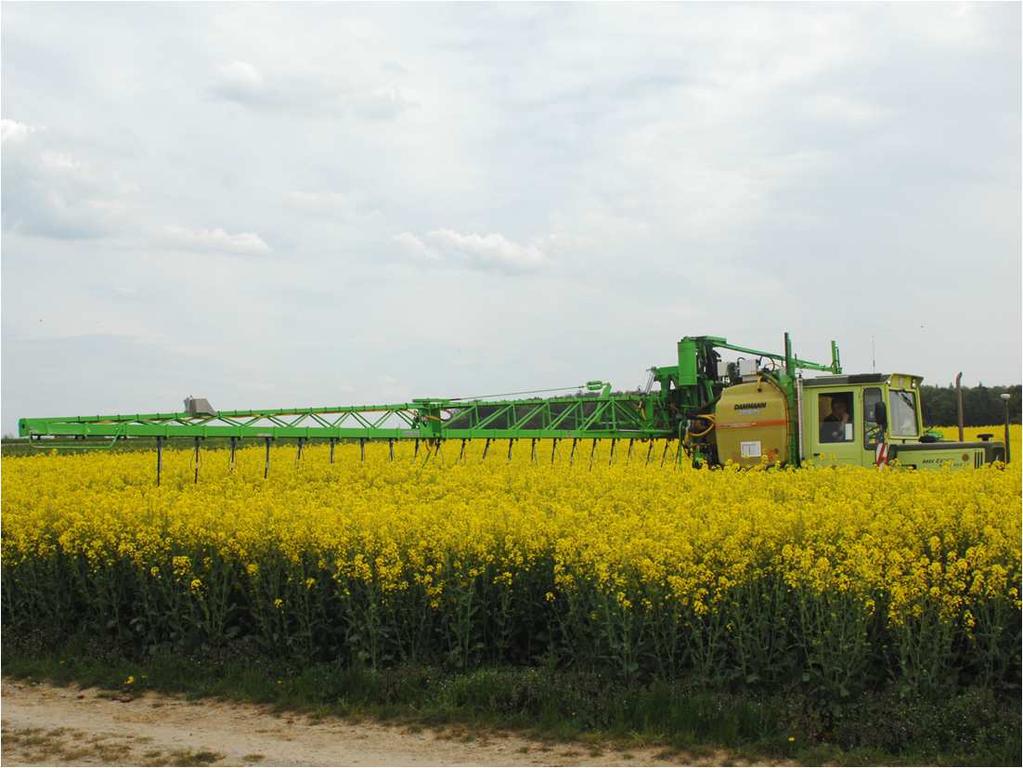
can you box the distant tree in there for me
[920,384,1021,426]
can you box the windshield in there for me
[889,390,918,436]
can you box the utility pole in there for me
[956,373,964,442]
[1000,393,1011,464]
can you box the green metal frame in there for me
[18,333,841,460]
[19,394,671,441]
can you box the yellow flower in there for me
[1,433,1018,672]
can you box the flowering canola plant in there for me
[2,437,1019,694]
[934,424,1021,460]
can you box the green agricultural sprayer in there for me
[19,333,1006,476]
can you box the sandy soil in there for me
[0,679,753,766]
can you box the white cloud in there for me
[209,60,268,104]
[208,58,414,120]
[393,231,442,263]
[208,59,320,111]
[39,150,81,171]
[394,229,549,274]
[162,225,272,256]
[221,60,263,89]
[1,118,39,143]
[1,122,132,239]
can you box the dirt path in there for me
[1,679,747,766]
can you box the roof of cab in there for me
[802,373,887,387]
[801,373,921,388]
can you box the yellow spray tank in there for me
[713,377,791,466]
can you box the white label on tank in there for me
[845,423,854,440]
[740,440,762,458]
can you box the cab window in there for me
[863,387,882,447]
[819,392,854,443]
[890,390,918,436]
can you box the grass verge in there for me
[2,639,1019,766]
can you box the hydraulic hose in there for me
[687,413,716,439]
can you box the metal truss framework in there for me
[19,334,842,476]
[19,393,677,442]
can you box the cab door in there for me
[861,386,884,467]
[806,387,862,466]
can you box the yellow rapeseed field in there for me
[2,432,1020,693]
[934,424,1022,460]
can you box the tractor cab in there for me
[800,374,1005,468]
[801,373,916,466]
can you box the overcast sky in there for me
[2,2,1020,433]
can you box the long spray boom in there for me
[18,333,840,443]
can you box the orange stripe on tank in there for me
[716,419,789,430]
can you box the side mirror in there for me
[874,401,887,429]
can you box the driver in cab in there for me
[821,397,852,443]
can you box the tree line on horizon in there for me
[920,383,1021,427]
